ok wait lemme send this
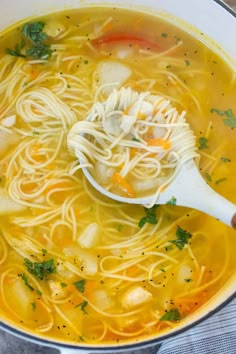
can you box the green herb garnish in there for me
[169,226,192,250]
[6,48,26,58]
[166,197,177,206]
[31,302,36,311]
[210,108,225,116]
[215,177,227,185]
[220,157,231,163]
[26,44,52,60]
[61,282,68,288]
[210,108,236,128]
[7,21,52,60]
[185,59,190,67]
[24,258,56,280]
[165,245,173,251]
[74,279,86,293]
[138,205,158,228]
[184,278,192,283]
[117,224,124,232]
[205,173,212,182]
[42,248,47,256]
[160,308,181,322]
[198,137,208,150]
[161,33,168,38]
[75,300,88,314]
[22,22,47,45]
[19,273,34,291]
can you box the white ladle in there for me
[82,159,236,229]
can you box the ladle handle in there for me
[161,160,236,228]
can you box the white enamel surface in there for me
[0,0,235,352]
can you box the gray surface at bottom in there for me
[0,328,161,354]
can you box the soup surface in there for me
[0,6,236,346]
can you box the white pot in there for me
[0,1,235,354]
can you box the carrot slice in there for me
[112,172,136,198]
[147,138,171,150]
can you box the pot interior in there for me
[0,0,235,351]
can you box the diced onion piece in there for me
[132,178,161,192]
[177,265,193,284]
[48,280,67,299]
[63,247,98,276]
[0,130,20,157]
[93,290,114,310]
[44,21,66,38]
[128,101,154,119]
[98,61,132,94]
[1,115,16,127]
[115,45,134,59]
[120,114,136,134]
[103,113,122,136]
[0,188,26,215]
[9,279,35,318]
[121,286,152,309]
[152,126,167,139]
[78,223,99,249]
[56,260,74,279]
[95,161,115,185]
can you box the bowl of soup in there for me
[0,0,235,353]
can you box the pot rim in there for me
[0,0,235,352]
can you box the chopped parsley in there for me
[215,177,227,185]
[117,224,124,232]
[84,60,88,64]
[73,279,86,293]
[210,108,236,128]
[165,245,173,251]
[160,308,181,322]
[160,268,166,272]
[132,137,141,142]
[22,22,47,45]
[26,44,52,59]
[31,302,36,311]
[61,282,68,288]
[24,258,56,280]
[7,21,52,60]
[184,278,192,283]
[75,300,88,314]
[198,137,208,150]
[161,33,168,38]
[33,131,40,136]
[185,59,190,67]
[220,157,231,163]
[169,226,192,250]
[19,273,34,291]
[205,173,212,182]
[166,197,177,206]
[42,248,47,256]
[138,205,158,228]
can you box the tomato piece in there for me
[91,33,160,51]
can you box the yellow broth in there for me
[0,7,236,345]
